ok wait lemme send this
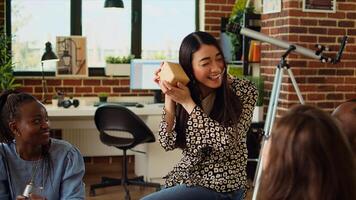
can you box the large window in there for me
[8,0,197,72]
[11,0,70,71]
[142,0,195,59]
[82,0,132,68]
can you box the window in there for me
[82,0,132,68]
[8,0,197,73]
[142,0,195,60]
[11,0,70,71]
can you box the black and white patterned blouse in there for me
[158,77,258,193]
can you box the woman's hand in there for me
[154,62,173,94]
[154,62,173,100]
[162,81,196,114]
[153,62,163,85]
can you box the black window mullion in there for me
[5,0,11,36]
[71,0,82,35]
[131,0,141,58]
[195,0,199,31]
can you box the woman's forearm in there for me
[164,95,176,132]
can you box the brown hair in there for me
[259,104,356,200]
[175,31,242,148]
[332,99,356,154]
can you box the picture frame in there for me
[303,0,336,13]
[56,36,88,77]
[263,0,281,14]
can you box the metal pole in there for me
[252,66,284,200]
[252,46,302,200]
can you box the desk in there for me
[45,104,263,182]
[45,103,182,183]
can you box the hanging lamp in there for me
[104,0,124,8]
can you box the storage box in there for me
[159,61,190,85]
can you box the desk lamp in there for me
[41,42,59,103]
[104,0,124,8]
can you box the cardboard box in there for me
[159,61,190,85]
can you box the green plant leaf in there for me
[105,54,135,64]
[0,29,21,92]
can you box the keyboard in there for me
[94,102,141,107]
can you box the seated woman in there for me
[142,31,257,200]
[259,104,356,200]
[0,90,85,200]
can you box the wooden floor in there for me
[84,173,253,200]
[83,155,254,199]
[84,173,156,200]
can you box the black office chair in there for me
[89,104,161,199]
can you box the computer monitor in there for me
[130,59,178,103]
[130,59,162,90]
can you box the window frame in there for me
[6,0,199,76]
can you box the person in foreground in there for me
[332,99,356,154]
[142,31,257,200]
[259,104,356,200]
[0,90,85,200]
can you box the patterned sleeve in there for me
[230,77,258,107]
[231,77,258,132]
[158,108,178,151]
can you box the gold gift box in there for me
[159,61,190,86]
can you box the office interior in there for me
[1,0,355,199]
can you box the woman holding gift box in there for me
[142,31,257,200]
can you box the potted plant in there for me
[0,29,21,92]
[52,94,59,106]
[98,92,109,103]
[228,0,254,61]
[105,54,135,76]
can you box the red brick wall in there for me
[16,77,154,101]
[260,0,356,114]
[204,0,235,37]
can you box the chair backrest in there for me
[94,104,155,149]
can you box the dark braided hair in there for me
[0,90,53,185]
[0,90,38,143]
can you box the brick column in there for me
[0,0,4,28]
[261,0,356,115]
[204,0,235,37]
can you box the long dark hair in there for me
[258,105,356,200]
[175,31,242,148]
[0,90,53,185]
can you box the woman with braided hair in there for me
[0,90,85,200]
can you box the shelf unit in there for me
[242,13,261,76]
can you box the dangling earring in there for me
[14,130,20,137]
